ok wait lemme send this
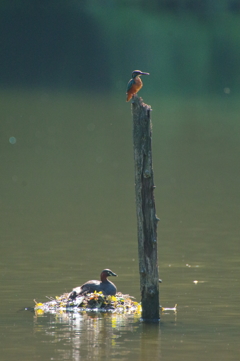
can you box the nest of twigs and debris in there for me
[34,292,142,316]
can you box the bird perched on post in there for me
[126,70,150,102]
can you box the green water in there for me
[0,90,239,360]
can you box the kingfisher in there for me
[126,70,150,102]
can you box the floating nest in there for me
[34,291,142,316]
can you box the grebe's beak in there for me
[110,271,118,277]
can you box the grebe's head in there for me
[100,269,118,280]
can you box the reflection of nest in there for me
[34,292,142,315]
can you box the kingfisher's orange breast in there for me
[126,76,143,101]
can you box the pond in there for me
[0,90,239,360]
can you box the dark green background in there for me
[1,0,240,95]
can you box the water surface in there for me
[0,90,239,360]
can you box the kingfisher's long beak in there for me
[140,72,150,75]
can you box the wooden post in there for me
[131,95,160,321]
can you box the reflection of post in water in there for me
[140,323,161,361]
[131,94,160,321]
